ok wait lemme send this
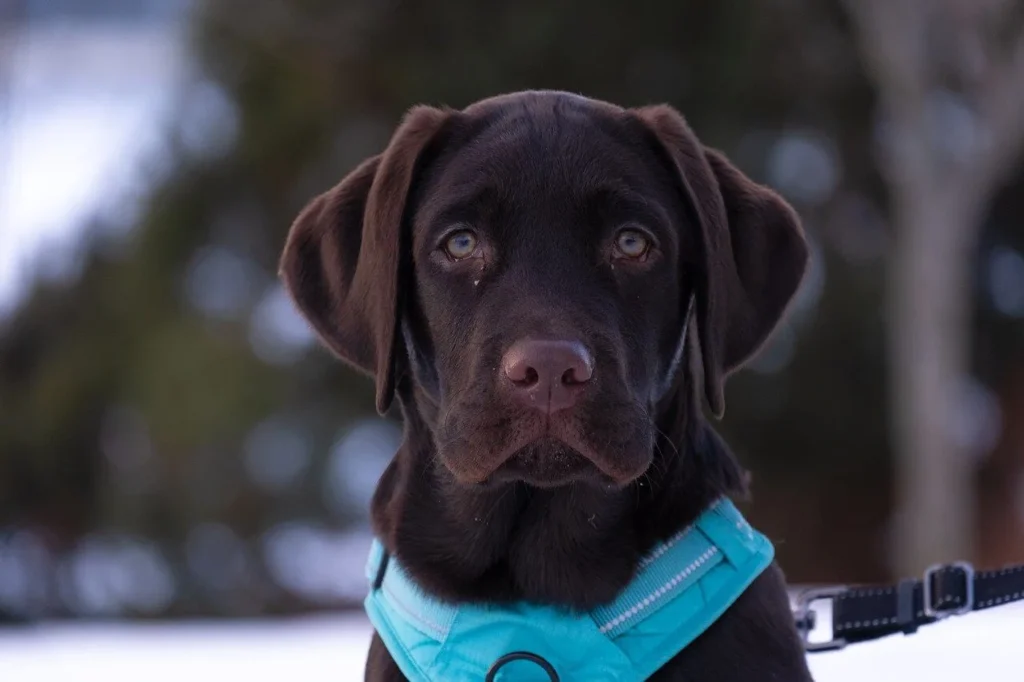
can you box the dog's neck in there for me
[369,377,745,611]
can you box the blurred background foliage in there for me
[1,0,1023,621]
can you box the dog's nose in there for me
[501,339,594,413]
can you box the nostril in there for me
[561,367,585,386]
[564,348,594,385]
[518,366,540,387]
[503,353,541,387]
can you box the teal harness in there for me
[364,498,774,681]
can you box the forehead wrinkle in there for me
[587,184,671,223]
[556,140,670,217]
[429,126,543,215]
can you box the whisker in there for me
[487,486,513,518]
[653,424,680,458]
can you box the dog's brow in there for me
[591,184,650,206]
[589,185,671,229]
[422,185,497,230]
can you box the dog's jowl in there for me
[280,90,814,681]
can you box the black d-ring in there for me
[484,651,559,682]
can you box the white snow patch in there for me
[0,604,1021,681]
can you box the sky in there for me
[0,19,186,318]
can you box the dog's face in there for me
[407,102,690,487]
[280,91,807,490]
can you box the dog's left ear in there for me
[279,106,452,414]
[631,105,808,418]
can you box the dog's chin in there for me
[482,438,616,489]
[439,440,648,490]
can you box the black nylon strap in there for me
[796,562,1024,651]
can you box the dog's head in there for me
[281,91,807,490]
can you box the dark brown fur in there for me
[280,90,814,681]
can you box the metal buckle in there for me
[922,561,975,619]
[793,586,848,652]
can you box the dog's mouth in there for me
[482,437,620,489]
[437,393,655,489]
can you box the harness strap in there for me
[795,561,1024,651]
[364,498,775,682]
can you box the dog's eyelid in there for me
[432,221,479,248]
[614,222,660,249]
[616,221,653,234]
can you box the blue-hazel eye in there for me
[444,230,478,260]
[614,228,650,259]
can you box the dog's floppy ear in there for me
[279,106,451,414]
[632,105,808,418]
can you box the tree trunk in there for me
[841,0,1024,577]
[888,194,978,575]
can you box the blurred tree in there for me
[842,0,1024,574]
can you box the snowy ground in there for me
[1,604,1020,681]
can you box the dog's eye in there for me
[443,230,479,260]
[613,228,650,260]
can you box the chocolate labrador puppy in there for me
[280,90,814,680]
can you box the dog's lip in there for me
[483,439,621,489]
[438,407,654,488]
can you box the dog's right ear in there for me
[279,106,451,414]
[631,105,808,419]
